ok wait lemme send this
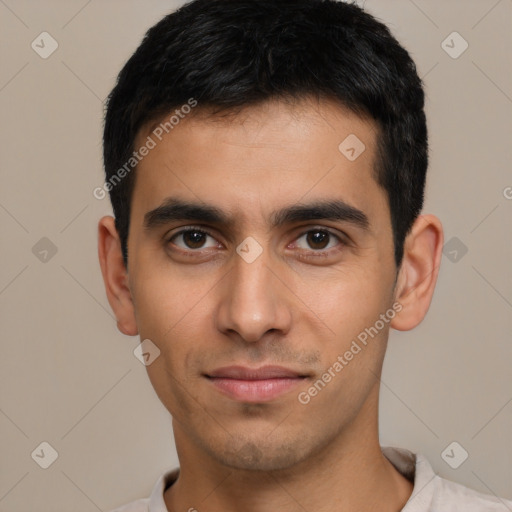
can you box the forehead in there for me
[131,96,387,229]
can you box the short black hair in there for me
[103,0,428,270]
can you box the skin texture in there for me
[98,96,443,511]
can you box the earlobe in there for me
[97,216,139,336]
[390,214,444,331]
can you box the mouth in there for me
[204,365,309,403]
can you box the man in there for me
[98,0,512,510]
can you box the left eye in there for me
[294,229,342,251]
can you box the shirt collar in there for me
[382,446,436,510]
[148,467,179,512]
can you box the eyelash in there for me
[165,225,347,258]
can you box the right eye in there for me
[166,227,221,252]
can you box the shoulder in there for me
[108,498,149,512]
[429,475,512,511]
[382,446,512,512]
[107,467,180,512]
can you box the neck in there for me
[164,385,413,512]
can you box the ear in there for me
[97,215,138,336]
[390,214,444,331]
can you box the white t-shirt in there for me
[110,446,512,511]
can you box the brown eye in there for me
[168,229,217,250]
[306,231,330,249]
[295,229,342,251]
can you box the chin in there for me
[204,434,312,472]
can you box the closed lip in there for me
[205,365,308,380]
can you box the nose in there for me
[215,245,293,344]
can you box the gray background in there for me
[0,0,511,510]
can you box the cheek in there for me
[292,265,392,404]
[295,264,392,342]
[296,276,391,417]
[138,284,210,419]
[130,269,214,396]
[131,265,211,339]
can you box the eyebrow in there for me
[143,196,370,232]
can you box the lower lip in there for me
[207,377,305,402]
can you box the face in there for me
[126,97,399,471]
